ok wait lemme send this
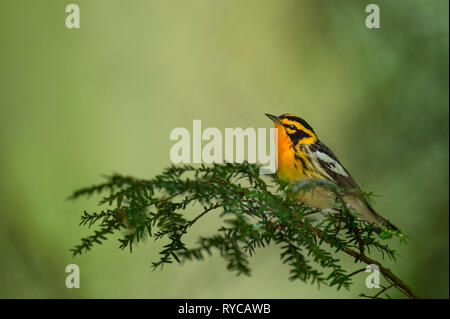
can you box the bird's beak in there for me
[265,113,283,125]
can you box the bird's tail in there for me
[349,196,399,232]
[369,209,399,232]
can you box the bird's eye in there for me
[288,125,296,130]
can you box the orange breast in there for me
[275,123,308,181]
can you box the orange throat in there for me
[275,124,299,181]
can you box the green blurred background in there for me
[0,0,448,298]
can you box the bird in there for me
[266,113,398,231]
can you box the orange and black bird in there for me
[266,113,397,231]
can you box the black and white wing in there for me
[310,140,359,191]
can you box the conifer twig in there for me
[69,163,416,298]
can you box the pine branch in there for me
[69,162,417,298]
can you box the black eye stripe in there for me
[285,124,296,130]
[279,115,315,133]
[292,130,311,139]
[286,129,312,145]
